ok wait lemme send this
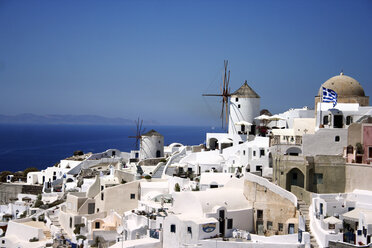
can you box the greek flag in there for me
[322,87,337,107]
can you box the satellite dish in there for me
[117,226,124,235]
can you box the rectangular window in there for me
[101,193,104,201]
[369,147,372,158]
[323,116,329,125]
[227,219,233,229]
[95,222,100,229]
[260,149,265,157]
[243,150,246,155]
[236,98,238,102]
[187,226,192,234]
[238,104,241,108]
[170,224,176,233]
[267,221,273,230]
[278,223,283,231]
[253,151,256,157]
[130,194,135,199]
[257,210,263,219]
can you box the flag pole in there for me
[320,88,323,128]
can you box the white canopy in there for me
[255,114,271,120]
[269,114,285,121]
[235,121,252,126]
[324,216,342,225]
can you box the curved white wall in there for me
[228,96,260,135]
[140,135,164,160]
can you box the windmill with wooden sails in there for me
[202,60,231,129]
[128,117,145,151]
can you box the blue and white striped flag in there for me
[322,87,337,107]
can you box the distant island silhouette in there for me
[0,113,158,126]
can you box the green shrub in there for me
[23,167,39,177]
[174,183,180,192]
[34,199,43,208]
[74,150,84,156]
[192,185,200,191]
[144,175,152,180]
[73,223,85,234]
[0,171,12,182]
[76,235,86,240]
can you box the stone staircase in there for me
[298,200,319,248]
[152,164,166,178]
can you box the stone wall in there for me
[0,183,42,204]
[291,185,313,205]
[243,180,299,236]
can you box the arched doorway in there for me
[286,168,304,191]
[209,138,218,150]
[286,147,302,156]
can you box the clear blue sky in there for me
[0,0,371,126]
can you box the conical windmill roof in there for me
[231,82,260,98]
[142,129,163,137]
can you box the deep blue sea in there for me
[0,124,222,172]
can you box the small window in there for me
[369,147,372,159]
[227,219,233,229]
[323,116,329,125]
[95,222,100,229]
[101,193,104,201]
[187,226,192,234]
[243,150,246,155]
[267,221,273,230]
[346,116,353,125]
[69,217,72,228]
[357,230,362,236]
[2,240,5,244]
[335,136,340,142]
[236,98,239,102]
[257,210,263,219]
[260,149,265,157]
[170,224,176,233]
[97,208,99,212]
[253,151,256,156]
[238,104,241,108]
[239,141,243,144]
[278,223,283,231]
[101,185,104,190]
[130,194,135,199]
